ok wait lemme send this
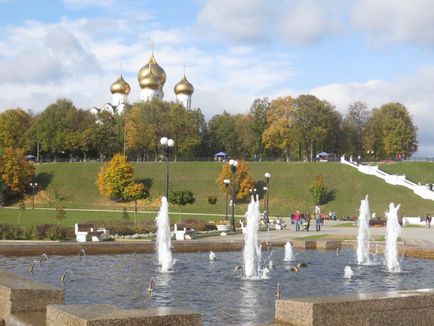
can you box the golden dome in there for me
[139,68,160,89]
[138,53,166,89]
[110,74,130,94]
[174,75,194,95]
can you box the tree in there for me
[0,108,34,151]
[310,175,328,205]
[248,98,270,157]
[208,112,242,157]
[34,99,77,159]
[97,154,134,200]
[18,202,25,225]
[124,183,149,225]
[0,179,7,206]
[168,189,195,222]
[0,148,35,198]
[217,160,255,201]
[55,207,66,225]
[262,96,295,161]
[292,95,342,161]
[363,103,417,159]
[167,102,200,160]
[342,102,370,156]
[168,189,195,207]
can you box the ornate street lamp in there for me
[30,182,38,209]
[264,172,271,224]
[160,137,175,199]
[229,159,238,232]
[224,179,230,221]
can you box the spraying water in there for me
[385,202,401,272]
[156,196,173,273]
[283,241,294,262]
[357,195,371,265]
[343,266,354,279]
[209,251,216,261]
[243,195,263,278]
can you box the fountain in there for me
[283,241,294,262]
[156,196,173,272]
[357,195,371,265]
[209,251,216,261]
[385,202,402,272]
[343,266,354,279]
[79,249,86,261]
[243,195,263,278]
[39,253,48,264]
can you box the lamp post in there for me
[160,137,175,199]
[30,182,38,209]
[264,172,271,224]
[224,179,230,221]
[229,159,238,232]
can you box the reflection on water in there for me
[1,248,434,325]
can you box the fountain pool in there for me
[1,248,434,325]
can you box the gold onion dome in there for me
[110,74,130,94]
[138,53,166,89]
[139,69,160,89]
[174,75,194,95]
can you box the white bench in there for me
[173,224,196,240]
[75,224,110,242]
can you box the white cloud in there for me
[351,0,434,46]
[197,0,346,45]
[198,0,274,43]
[310,65,434,156]
[279,0,346,45]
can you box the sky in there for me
[0,0,434,155]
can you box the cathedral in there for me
[92,53,194,115]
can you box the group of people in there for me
[290,205,323,232]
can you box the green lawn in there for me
[379,162,434,184]
[1,161,433,227]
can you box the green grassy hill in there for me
[1,161,431,224]
[379,162,434,184]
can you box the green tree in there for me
[208,112,242,156]
[0,108,34,151]
[310,175,328,205]
[124,183,149,225]
[248,98,270,157]
[55,207,66,225]
[18,202,25,225]
[0,148,35,198]
[363,103,417,159]
[97,154,134,200]
[217,160,255,201]
[94,111,123,160]
[34,99,76,160]
[342,102,370,156]
[169,189,195,222]
[64,109,96,161]
[292,95,342,161]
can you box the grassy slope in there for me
[1,162,433,226]
[379,162,434,184]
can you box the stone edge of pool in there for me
[0,239,433,260]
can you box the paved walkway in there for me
[207,219,434,247]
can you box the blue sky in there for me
[1,0,434,155]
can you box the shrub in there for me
[207,195,217,205]
[48,224,68,240]
[182,219,217,231]
[36,224,51,240]
[23,226,34,240]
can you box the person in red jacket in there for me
[294,211,301,231]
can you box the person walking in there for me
[294,211,301,232]
[315,205,321,231]
[305,211,311,232]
